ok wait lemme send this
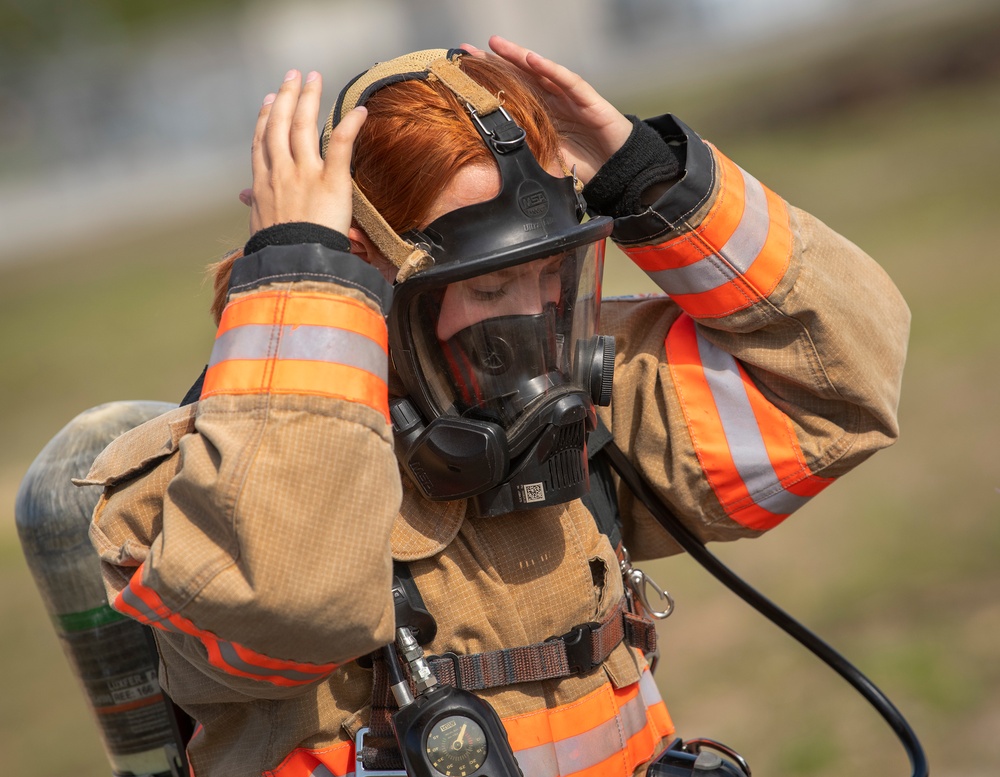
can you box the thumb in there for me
[324,106,368,173]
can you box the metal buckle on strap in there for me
[466,104,527,152]
[354,727,408,777]
[553,621,600,674]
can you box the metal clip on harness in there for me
[600,440,929,777]
[621,546,675,620]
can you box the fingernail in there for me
[284,69,298,82]
[262,93,276,106]
[305,70,319,83]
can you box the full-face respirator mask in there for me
[322,49,615,517]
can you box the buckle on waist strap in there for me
[553,621,600,674]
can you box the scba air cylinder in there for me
[15,401,183,777]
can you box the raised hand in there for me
[243,69,367,237]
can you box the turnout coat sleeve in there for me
[86,242,402,698]
[599,116,910,559]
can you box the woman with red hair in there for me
[86,36,909,777]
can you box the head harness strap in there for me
[321,48,503,280]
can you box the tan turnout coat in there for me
[84,116,909,777]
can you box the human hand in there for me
[241,70,367,237]
[462,36,633,183]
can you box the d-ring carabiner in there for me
[620,548,675,620]
[628,567,675,620]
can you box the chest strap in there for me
[427,596,656,690]
[360,596,657,770]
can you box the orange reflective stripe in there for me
[202,360,390,421]
[219,292,388,349]
[203,289,389,420]
[742,379,832,498]
[114,565,339,688]
[269,672,673,777]
[626,149,793,319]
[505,671,673,776]
[502,683,633,751]
[265,740,354,777]
[666,314,833,530]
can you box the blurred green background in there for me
[2,1,998,775]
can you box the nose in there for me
[508,269,560,314]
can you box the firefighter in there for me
[82,36,909,776]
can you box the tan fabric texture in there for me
[87,143,909,776]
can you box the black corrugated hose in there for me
[601,441,929,777]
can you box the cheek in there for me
[436,286,474,342]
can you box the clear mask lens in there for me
[405,241,605,448]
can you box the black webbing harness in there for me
[360,419,658,772]
[177,371,658,773]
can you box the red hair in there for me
[210,54,560,324]
[353,55,562,233]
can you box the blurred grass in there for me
[4,14,1000,777]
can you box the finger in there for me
[289,70,322,163]
[487,36,571,102]
[489,36,597,107]
[487,35,533,71]
[250,92,277,174]
[521,50,597,107]
[239,188,252,207]
[323,106,367,173]
[264,69,302,163]
[458,42,486,58]
[322,106,368,234]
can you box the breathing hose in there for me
[601,441,929,777]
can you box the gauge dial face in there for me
[425,714,488,776]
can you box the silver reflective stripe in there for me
[216,642,327,684]
[513,743,559,777]
[120,585,328,684]
[648,167,770,297]
[638,667,663,708]
[310,766,336,777]
[119,585,175,629]
[513,688,650,777]
[209,324,388,382]
[695,328,812,516]
[717,167,771,275]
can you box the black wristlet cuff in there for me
[244,222,351,257]
[583,115,682,219]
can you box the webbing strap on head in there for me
[321,48,503,274]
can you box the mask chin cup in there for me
[391,398,510,501]
[391,394,594,517]
[473,394,594,518]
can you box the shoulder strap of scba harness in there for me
[384,420,638,683]
[584,416,624,550]
[360,418,642,772]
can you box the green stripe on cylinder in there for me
[56,603,129,632]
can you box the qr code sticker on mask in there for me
[521,483,546,503]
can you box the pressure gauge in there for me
[393,683,524,777]
[424,714,488,776]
